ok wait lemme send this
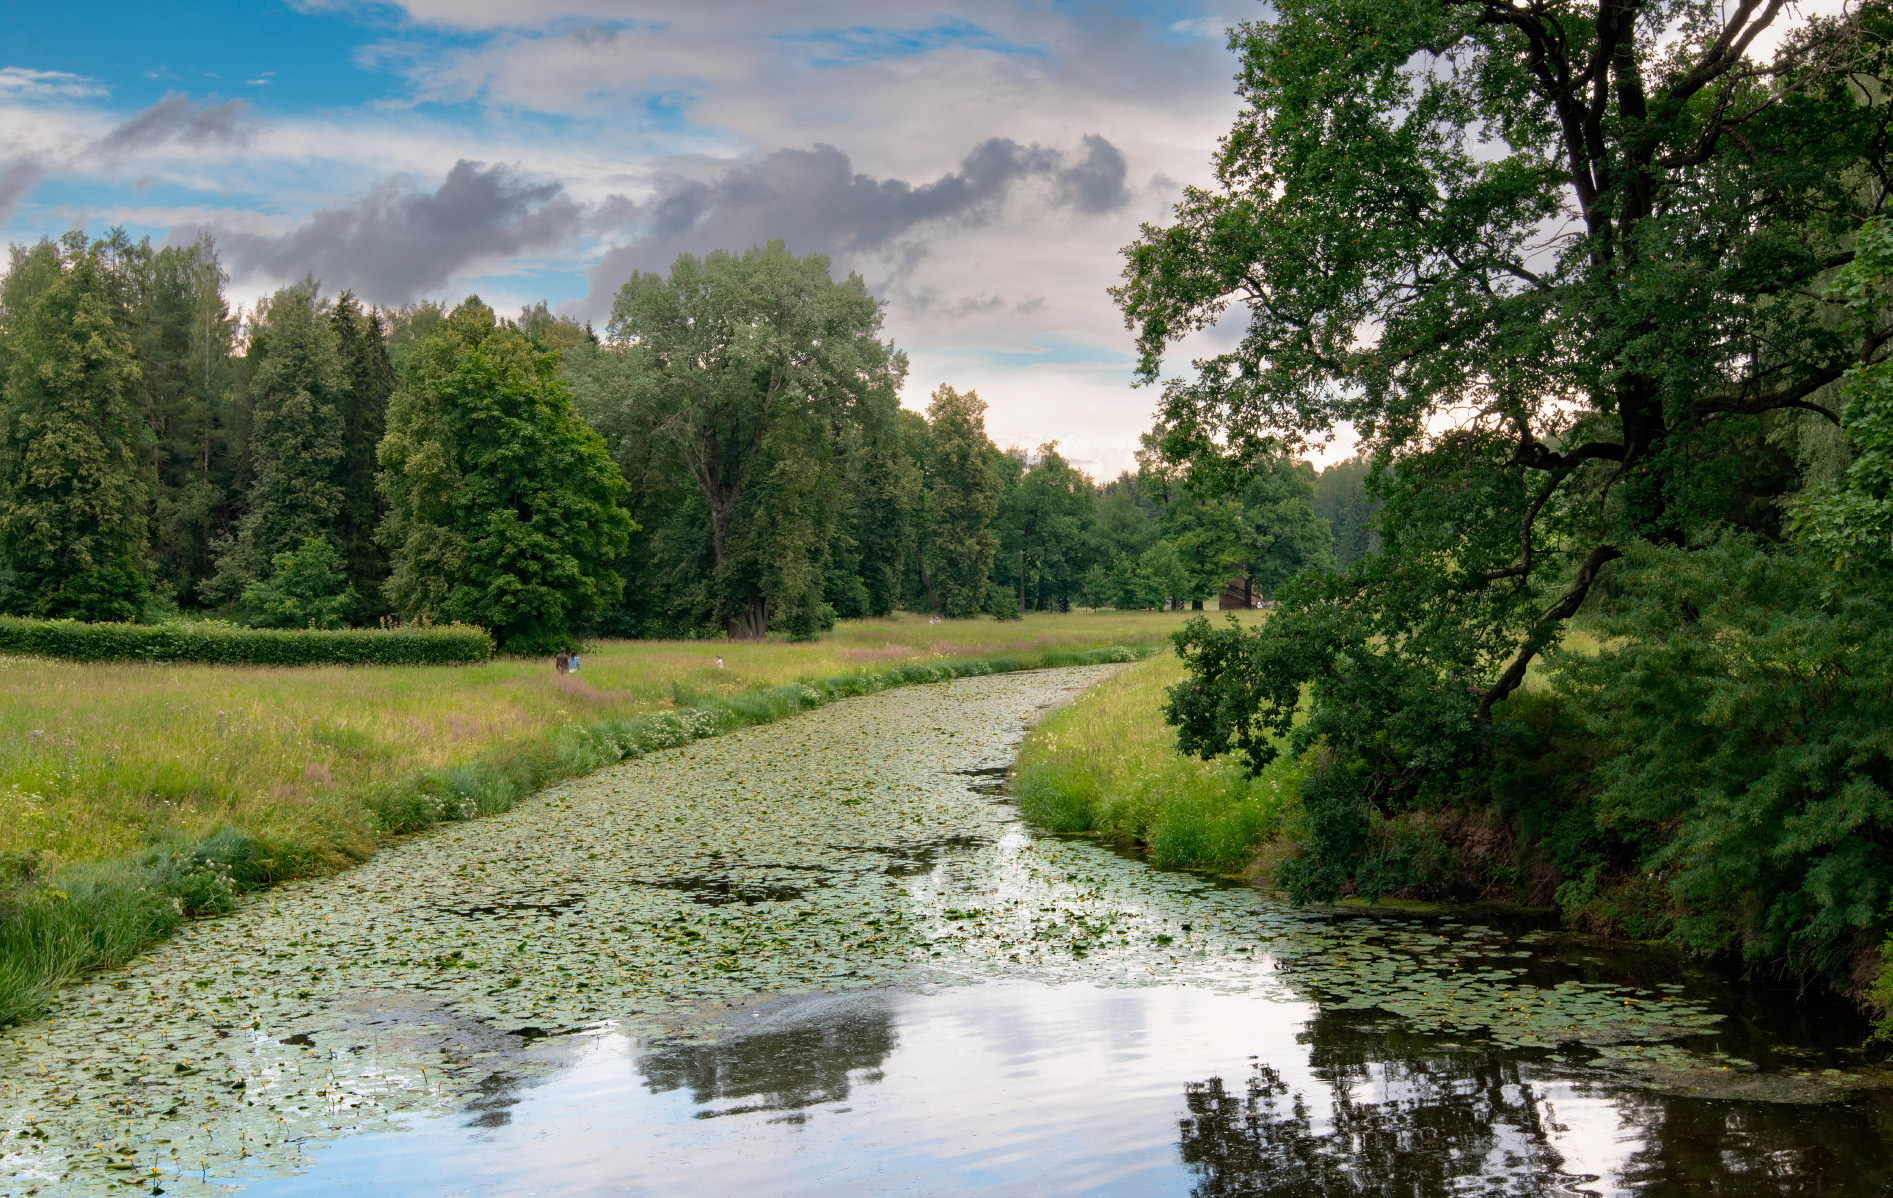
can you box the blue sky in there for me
[0,0,1262,476]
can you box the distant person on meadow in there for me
[555,650,569,675]
[569,651,581,674]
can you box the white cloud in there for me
[0,66,107,100]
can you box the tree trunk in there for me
[729,589,768,640]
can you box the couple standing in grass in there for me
[554,649,582,675]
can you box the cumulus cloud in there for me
[92,93,263,159]
[209,159,583,302]
[587,134,1130,300]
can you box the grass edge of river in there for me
[1013,653,1307,876]
[0,643,1145,1028]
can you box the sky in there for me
[0,0,1280,481]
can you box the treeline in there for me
[0,234,1356,650]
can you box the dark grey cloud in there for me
[586,134,1130,309]
[93,93,262,159]
[210,160,583,302]
[1055,134,1129,215]
[0,158,45,223]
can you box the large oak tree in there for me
[1119,0,1892,900]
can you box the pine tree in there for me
[0,234,152,619]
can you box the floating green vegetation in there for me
[1,665,1883,1196]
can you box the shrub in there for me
[239,536,359,630]
[0,616,492,666]
[1558,537,1893,979]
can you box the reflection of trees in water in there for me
[638,993,897,1116]
[1614,1091,1893,1196]
[1179,1043,1564,1197]
[1180,1012,1893,1196]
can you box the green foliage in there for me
[1557,538,1893,979]
[603,242,902,638]
[207,280,348,604]
[1119,0,1890,918]
[0,233,151,618]
[852,415,924,617]
[982,580,1022,620]
[1311,456,1375,567]
[330,292,395,615]
[923,384,1002,616]
[239,535,359,630]
[44,555,149,624]
[379,297,635,654]
[991,444,1099,611]
[0,615,492,665]
[132,234,241,607]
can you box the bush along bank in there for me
[0,644,1142,1027]
[0,616,493,665]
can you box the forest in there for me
[0,235,1351,653]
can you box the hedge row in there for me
[0,617,493,666]
[0,643,1142,1025]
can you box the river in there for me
[2,666,1888,1196]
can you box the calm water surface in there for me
[228,831,1893,1197]
[228,971,1888,1197]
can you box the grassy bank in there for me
[0,610,1196,869]
[0,610,1196,1026]
[1013,652,1304,874]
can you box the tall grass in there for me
[0,609,1219,869]
[1013,653,1304,875]
[0,638,1148,1026]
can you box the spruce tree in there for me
[135,234,239,607]
[330,292,394,615]
[208,280,346,607]
[0,234,151,619]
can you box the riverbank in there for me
[1013,653,1304,875]
[0,612,1206,1027]
[6,664,1884,1197]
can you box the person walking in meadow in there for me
[568,650,581,674]
[555,650,569,675]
